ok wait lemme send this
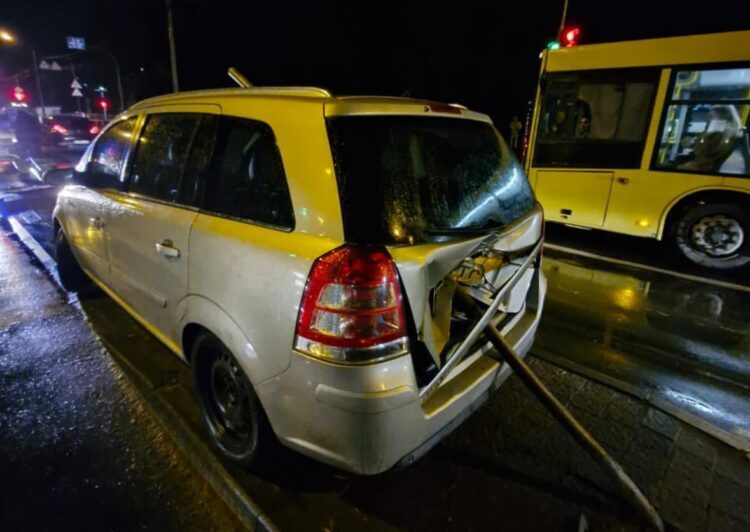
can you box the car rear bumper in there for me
[255,266,546,474]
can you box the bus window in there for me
[654,67,750,177]
[534,69,657,168]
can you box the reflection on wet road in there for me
[536,248,750,450]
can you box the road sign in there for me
[50,61,62,71]
[39,60,50,70]
[72,88,83,98]
[70,79,82,90]
[66,36,86,51]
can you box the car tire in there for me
[191,332,274,467]
[670,202,750,271]
[55,228,93,292]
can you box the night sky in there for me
[1,0,748,132]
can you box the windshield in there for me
[327,115,536,245]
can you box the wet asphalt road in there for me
[537,249,750,450]
[0,229,243,529]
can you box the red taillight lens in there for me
[51,124,68,134]
[294,245,409,364]
[89,125,100,135]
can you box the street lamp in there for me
[0,28,46,117]
[0,29,16,44]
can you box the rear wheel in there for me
[670,202,750,271]
[191,332,273,467]
[55,228,93,292]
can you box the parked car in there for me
[44,114,100,150]
[52,87,546,474]
[0,108,42,160]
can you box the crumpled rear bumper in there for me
[255,266,546,474]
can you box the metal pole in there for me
[71,62,82,113]
[88,46,126,111]
[454,287,665,532]
[165,0,180,92]
[30,48,46,117]
[106,50,125,111]
[557,0,570,39]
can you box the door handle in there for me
[616,177,630,185]
[155,239,181,259]
[89,217,104,230]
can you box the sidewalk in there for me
[0,229,244,531]
[456,357,750,532]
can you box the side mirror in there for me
[42,167,75,186]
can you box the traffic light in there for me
[97,97,110,111]
[10,86,27,104]
[560,25,582,48]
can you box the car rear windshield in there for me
[327,115,536,245]
[54,116,90,130]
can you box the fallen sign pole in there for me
[454,287,665,532]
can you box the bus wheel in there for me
[671,202,750,270]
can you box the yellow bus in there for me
[526,30,750,270]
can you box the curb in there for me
[8,216,276,532]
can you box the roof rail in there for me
[130,86,333,109]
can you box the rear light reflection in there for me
[51,124,68,134]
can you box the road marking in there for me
[544,242,750,294]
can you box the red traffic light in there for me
[561,25,581,47]
[11,86,28,103]
[97,97,110,110]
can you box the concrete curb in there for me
[8,216,277,532]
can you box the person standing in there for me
[509,115,523,152]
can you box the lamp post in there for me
[0,28,46,117]
[90,45,125,111]
[165,0,180,92]
[557,0,570,39]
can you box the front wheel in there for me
[55,228,93,292]
[670,202,750,271]
[191,332,274,467]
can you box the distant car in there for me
[0,109,42,158]
[0,113,16,161]
[45,114,100,150]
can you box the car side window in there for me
[203,116,294,229]
[180,114,218,207]
[129,113,201,202]
[89,117,136,188]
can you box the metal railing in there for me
[418,239,543,404]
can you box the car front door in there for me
[65,117,137,284]
[103,109,218,350]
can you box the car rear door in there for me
[103,107,219,349]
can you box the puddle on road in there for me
[538,251,750,451]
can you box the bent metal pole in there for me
[454,287,665,532]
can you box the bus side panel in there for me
[604,171,725,238]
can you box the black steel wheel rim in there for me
[204,349,255,454]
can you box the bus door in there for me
[534,169,613,227]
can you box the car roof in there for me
[128,88,492,123]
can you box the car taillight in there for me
[89,125,100,135]
[51,124,68,134]
[294,245,409,364]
